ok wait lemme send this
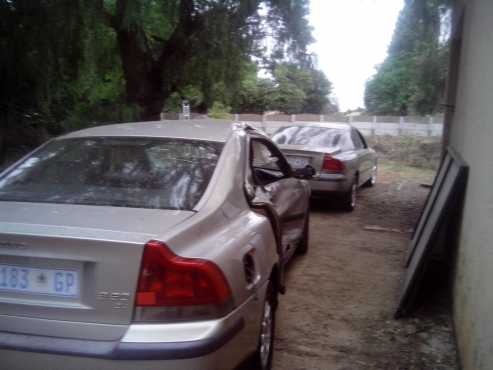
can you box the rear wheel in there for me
[296,212,310,255]
[341,181,357,212]
[251,281,277,370]
[363,165,377,187]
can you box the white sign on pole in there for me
[182,100,190,120]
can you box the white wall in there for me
[448,0,493,368]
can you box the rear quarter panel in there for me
[334,150,360,185]
[151,130,280,355]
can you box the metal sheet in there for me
[406,154,452,266]
[395,147,468,318]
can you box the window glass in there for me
[0,137,223,210]
[251,141,283,171]
[356,130,368,148]
[351,129,364,149]
[339,132,355,152]
[271,126,343,147]
[251,140,287,184]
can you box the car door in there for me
[351,128,374,186]
[246,135,308,263]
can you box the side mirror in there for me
[293,165,315,180]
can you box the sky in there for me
[309,0,405,111]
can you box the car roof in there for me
[277,122,352,131]
[60,119,235,143]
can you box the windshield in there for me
[0,137,223,210]
[271,126,344,147]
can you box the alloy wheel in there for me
[370,168,377,186]
[259,300,273,369]
[350,182,357,209]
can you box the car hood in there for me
[0,201,195,242]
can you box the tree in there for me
[301,68,332,113]
[232,63,276,113]
[233,62,332,114]
[0,0,319,163]
[98,0,313,119]
[364,0,451,115]
[0,0,86,158]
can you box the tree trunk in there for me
[110,0,207,121]
[0,124,8,167]
[110,0,259,120]
[116,29,165,121]
[116,35,190,120]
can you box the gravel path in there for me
[270,164,458,370]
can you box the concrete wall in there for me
[446,0,493,368]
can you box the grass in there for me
[379,160,437,185]
[367,135,442,170]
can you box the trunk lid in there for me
[278,144,341,171]
[0,202,194,331]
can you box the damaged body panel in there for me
[271,123,377,210]
[0,120,311,370]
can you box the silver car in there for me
[271,122,377,211]
[0,120,311,370]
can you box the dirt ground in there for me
[272,161,458,370]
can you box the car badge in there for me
[0,241,28,250]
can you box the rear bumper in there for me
[0,292,263,370]
[309,173,351,194]
[0,318,244,361]
[0,343,241,370]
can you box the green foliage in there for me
[163,86,204,113]
[233,62,332,114]
[301,69,333,113]
[263,0,314,66]
[208,102,232,120]
[1,0,85,158]
[365,0,451,115]
[271,64,308,114]
[0,0,326,163]
[63,10,137,130]
[230,62,270,113]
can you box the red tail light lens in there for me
[322,154,345,173]
[136,240,232,307]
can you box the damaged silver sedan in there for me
[0,120,311,370]
[272,122,377,211]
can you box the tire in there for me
[341,181,357,212]
[363,165,377,188]
[250,281,277,370]
[296,212,310,255]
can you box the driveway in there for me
[272,162,457,370]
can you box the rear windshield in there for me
[0,137,223,210]
[271,126,344,147]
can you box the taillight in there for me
[322,154,345,173]
[136,240,231,306]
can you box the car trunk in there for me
[279,144,341,172]
[0,202,194,339]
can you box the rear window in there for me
[271,126,344,147]
[0,137,223,210]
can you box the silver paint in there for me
[0,120,310,370]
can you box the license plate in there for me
[0,264,79,297]
[287,156,310,168]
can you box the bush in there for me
[208,102,232,120]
